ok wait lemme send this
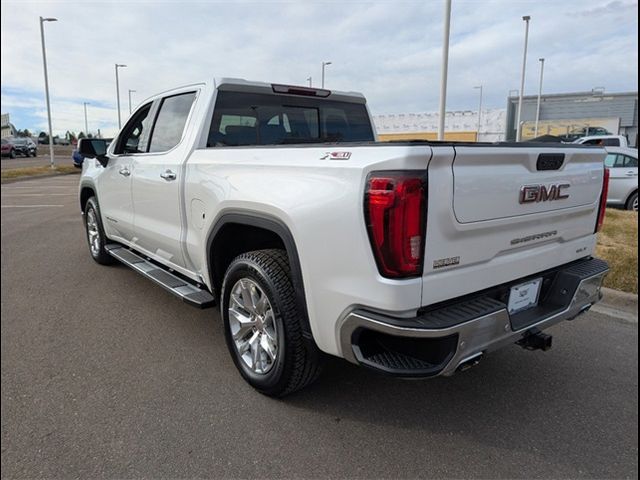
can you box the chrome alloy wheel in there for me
[228,278,278,374]
[633,197,638,212]
[86,208,101,257]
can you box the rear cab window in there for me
[208,91,374,147]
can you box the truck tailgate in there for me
[453,147,603,223]
[421,145,606,307]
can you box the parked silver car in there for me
[604,147,638,211]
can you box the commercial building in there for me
[1,113,17,139]
[372,109,506,143]
[506,90,638,145]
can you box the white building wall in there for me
[372,108,507,142]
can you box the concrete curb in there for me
[593,287,638,323]
[601,287,638,311]
[1,170,80,184]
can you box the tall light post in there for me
[307,77,312,87]
[83,102,89,136]
[39,16,58,168]
[515,15,531,142]
[321,61,331,88]
[474,85,483,139]
[128,89,136,114]
[437,0,452,140]
[115,64,127,129]
[534,57,545,138]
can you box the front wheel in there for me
[626,192,638,212]
[221,249,322,397]
[9,149,15,159]
[83,197,114,265]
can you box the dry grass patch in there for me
[596,209,638,294]
[1,165,78,181]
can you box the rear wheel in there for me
[83,197,114,265]
[221,249,322,397]
[9,149,15,159]
[626,192,638,212]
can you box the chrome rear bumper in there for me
[338,258,609,377]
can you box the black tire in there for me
[9,149,15,159]
[221,249,322,397]
[626,192,638,212]
[83,197,115,265]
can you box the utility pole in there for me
[515,15,531,142]
[307,77,312,87]
[474,85,483,140]
[83,102,89,136]
[115,64,127,129]
[39,16,58,168]
[128,89,136,114]
[438,0,452,140]
[321,61,331,88]
[534,58,545,138]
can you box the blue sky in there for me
[1,0,638,137]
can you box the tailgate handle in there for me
[537,153,565,171]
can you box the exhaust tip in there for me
[456,353,484,373]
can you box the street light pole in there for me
[307,77,312,87]
[115,64,127,129]
[474,85,483,139]
[83,102,89,136]
[39,16,58,168]
[321,61,331,88]
[534,57,545,138]
[437,0,452,140]
[515,15,531,142]
[128,89,136,114]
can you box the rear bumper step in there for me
[339,257,609,377]
[105,244,215,308]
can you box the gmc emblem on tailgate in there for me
[519,183,570,204]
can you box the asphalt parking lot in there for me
[1,175,638,479]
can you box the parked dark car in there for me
[12,137,38,157]
[73,138,112,167]
[1,137,37,158]
[560,126,611,142]
[1,138,15,158]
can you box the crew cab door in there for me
[130,90,198,271]
[605,151,638,204]
[96,101,153,243]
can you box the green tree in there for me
[78,131,86,139]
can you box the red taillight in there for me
[365,172,426,278]
[595,167,610,233]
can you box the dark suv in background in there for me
[1,137,37,158]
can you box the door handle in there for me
[118,167,131,177]
[160,170,177,181]
[625,171,638,176]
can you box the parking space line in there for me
[1,205,65,208]
[1,185,77,189]
[1,193,76,196]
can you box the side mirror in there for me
[78,138,109,167]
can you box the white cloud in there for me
[1,0,637,136]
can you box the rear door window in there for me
[148,92,196,153]
[604,154,617,167]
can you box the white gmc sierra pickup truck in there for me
[78,78,610,396]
